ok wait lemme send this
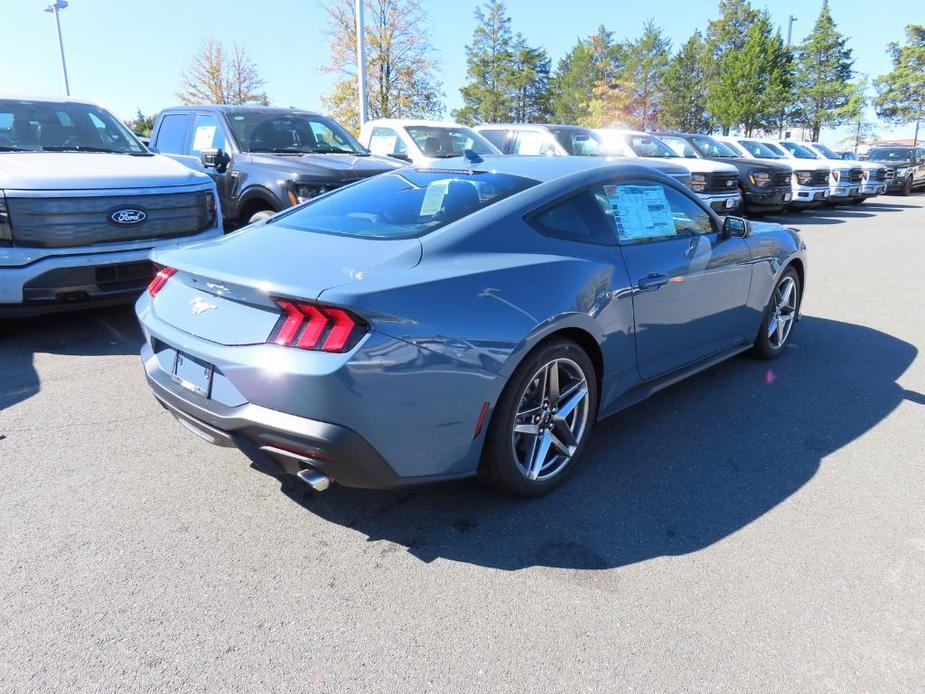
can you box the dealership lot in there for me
[2,197,924,691]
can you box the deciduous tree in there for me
[123,109,155,137]
[322,0,443,134]
[177,38,268,106]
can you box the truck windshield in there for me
[812,143,841,159]
[867,147,913,161]
[274,169,538,239]
[404,125,499,158]
[0,99,146,154]
[777,141,818,159]
[226,111,368,155]
[738,141,786,159]
[689,135,740,158]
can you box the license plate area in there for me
[172,351,213,397]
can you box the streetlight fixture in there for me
[44,0,71,96]
[779,15,798,138]
[355,0,368,127]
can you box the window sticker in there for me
[192,125,217,151]
[605,184,675,241]
[419,179,450,217]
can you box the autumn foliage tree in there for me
[177,38,268,105]
[322,0,443,134]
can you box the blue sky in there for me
[1,0,918,144]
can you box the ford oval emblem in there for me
[109,208,147,225]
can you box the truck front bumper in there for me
[0,226,222,315]
[696,191,741,214]
[789,184,829,208]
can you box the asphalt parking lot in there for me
[2,196,924,693]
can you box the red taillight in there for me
[147,266,177,297]
[269,299,366,353]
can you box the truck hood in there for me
[664,158,739,175]
[867,158,914,168]
[706,157,793,174]
[852,160,887,171]
[0,152,211,190]
[243,152,402,181]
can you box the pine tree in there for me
[550,26,626,127]
[874,25,925,146]
[454,0,515,124]
[660,31,711,133]
[793,0,859,141]
[622,21,671,129]
[510,36,552,122]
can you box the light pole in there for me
[779,15,797,138]
[44,0,70,96]
[355,0,368,127]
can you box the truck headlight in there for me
[691,173,707,192]
[861,170,870,181]
[896,167,910,177]
[288,183,328,205]
[749,169,771,187]
[0,191,11,247]
[794,170,812,185]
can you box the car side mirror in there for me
[200,148,229,173]
[723,216,749,238]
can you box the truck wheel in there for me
[248,210,275,224]
[902,177,913,196]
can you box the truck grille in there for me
[704,173,739,193]
[883,168,894,181]
[840,168,863,184]
[6,190,214,248]
[771,171,791,187]
[811,170,830,186]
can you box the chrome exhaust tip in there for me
[296,467,331,492]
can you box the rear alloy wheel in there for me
[480,339,597,496]
[751,268,801,360]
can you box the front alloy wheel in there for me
[752,267,801,359]
[480,338,597,496]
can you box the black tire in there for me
[479,338,598,497]
[901,176,913,196]
[751,267,802,360]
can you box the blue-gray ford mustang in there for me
[136,156,806,497]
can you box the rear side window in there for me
[528,191,616,245]
[368,126,407,157]
[154,114,191,153]
[275,169,538,239]
[512,131,557,155]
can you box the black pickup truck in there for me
[656,131,794,213]
[149,105,401,227]
[864,145,925,195]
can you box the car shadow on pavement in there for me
[0,305,142,411]
[257,316,920,571]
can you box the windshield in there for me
[659,135,699,158]
[625,134,677,158]
[738,140,785,158]
[690,135,740,158]
[275,169,537,239]
[226,111,367,154]
[812,143,840,159]
[550,128,607,156]
[867,147,914,161]
[405,125,498,158]
[0,98,146,154]
[777,141,818,159]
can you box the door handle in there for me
[637,273,669,291]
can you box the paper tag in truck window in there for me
[193,125,217,152]
[605,184,675,241]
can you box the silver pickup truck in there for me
[0,96,222,316]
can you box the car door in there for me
[187,113,233,212]
[604,178,753,379]
[151,111,192,163]
[916,148,925,185]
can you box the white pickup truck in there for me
[0,96,222,316]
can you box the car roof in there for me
[0,94,107,109]
[365,118,474,129]
[415,155,661,183]
[474,123,589,132]
[596,128,650,137]
[160,104,324,117]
